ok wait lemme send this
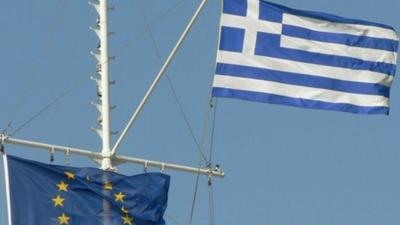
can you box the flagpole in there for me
[2,153,13,225]
[90,0,113,171]
[97,0,113,172]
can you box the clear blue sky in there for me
[1,0,400,225]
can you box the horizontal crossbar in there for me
[0,134,224,178]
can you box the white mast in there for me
[0,0,224,178]
[99,0,112,170]
[90,0,113,170]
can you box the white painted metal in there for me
[0,0,226,188]
[2,153,13,225]
[99,0,113,170]
[1,135,102,160]
[0,135,225,178]
[111,0,209,155]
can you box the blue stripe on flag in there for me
[255,32,397,75]
[260,0,396,30]
[259,1,282,23]
[282,25,399,52]
[219,26,245,52]
[223,0,247,17]
[216,63,390,97]
[212,87,389,115]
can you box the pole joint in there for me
[65,148,71,165]
[0,134,10,154]
[143,161,148,173]
[0,145,4,154]
[50,146,55,162]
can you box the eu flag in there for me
[5,155,170,225]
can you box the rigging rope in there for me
[186,100,216,225]
[114,0,185,56]
[208,98,218,163]
[165,213,182,225]
[137,2,221,225]
[207,99,218,225]
[3,0,68,134]
[208,184,215,225]
[11,79,86,136]
[137,0,209,164]
[188,158,202,225]
[5,0,184,136]
[204,0,223,221]
[206,1,223,222]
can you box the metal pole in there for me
[2,153,13,225]
[111,0,209,155]
[0,135,225,178]
[1,135,102,159]
[99,0,112,170]
[113,154,224,177]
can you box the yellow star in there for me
[115,192,126,202]
[104,182,113,191]
[57,181,69,192]
[52,195,65,207]
[65,171,76,180]
[121,214,133,225]
[58,213,71,225]
[121,206,129,213]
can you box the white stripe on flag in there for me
[281,35,397,64]
[213,75,389,107]
[283,14,398,41]
[217,51,393,86]
[221,14,282,35]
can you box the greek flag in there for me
[212,0,399,114]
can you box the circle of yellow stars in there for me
[52,171,134,225]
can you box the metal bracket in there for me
[50,146,55,162]
[144,161,148,173]
[0,135,5,154]
[160,163,165,172]
[0,134,10,154]
[65,148,71,166]
[88,0,100,14]
[91,127,103,138]
[207,164,213,186]
[90,50,101,62]
[208,174,212,186]
[89,26,101,38]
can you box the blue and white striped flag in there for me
[212,0,399,114]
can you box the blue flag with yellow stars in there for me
[5,154,170,225]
